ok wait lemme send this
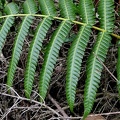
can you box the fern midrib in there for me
[68,26,85,95]
[0,17,11,34]
[43,0,50,15]
[26,1,32,14]
[40,20,67,93]
[27,18,47,88]
[83,1,88,24]
[7,5,12,14]
[63,0,69,20]
[8,16,28,78]
[0,17,13,51]
[87,32,105,100]
[104,1,107,30]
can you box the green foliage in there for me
[83,0,114,118]
[59,0,75,20]
[0,0,119,119]
[7,0,37,87]
[24,0,55,98]
[39,0,75,101]
[117,41,120,96]
[117,8,120,96]
[66,0,95,112]
[38,0,56,16]
[39,21,72,100]
[24,17,53,98]
[0,2,18,51]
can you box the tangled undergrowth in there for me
[0,0,120,120]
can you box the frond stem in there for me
[0,14,119,39]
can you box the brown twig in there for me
[93,52,118,82]
[0,84,62,119]
[48,94,69,120]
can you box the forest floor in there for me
[0,0,120,120]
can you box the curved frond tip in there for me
[39,20,72,101]
[83,0,115,118]
[117,41,120,96]
[66,0,95,112]
[59,0,75,20]
[0,2,18,51]
[7,0,37,88]
[83,32,112,118]
[24,17,52,98]
[38,0,56,16]
[66,25,92,111]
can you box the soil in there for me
[0,0,120,120]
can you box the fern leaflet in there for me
[24,0,56,98]
[39,20,72,100]
[84,32,112,118]
[38,0,56,17]
[24,17,52,98]
[66,26,92,111]
[7,0,37,87]
[39,0,75,101]
[117,41,120,96]
[66,0,95,111]
[83,0,115,118]
[59,0,75,20]
[0,2,18,51]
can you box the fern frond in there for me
[83,32,112,118]
[98,0,114,32]
[7,0,37,88]
[117,41,120,96]
[66,0,95,111]
[0,2,18,51]
[24,0,57,98]
[78,0,95,25]
[23,0,37,14]
[83,0,115,118]
[66,26,92,111]
[38,0,56,16]
[59,0,75,20]
[24,17,52,98]
[39,0,75,101]
[39,20,72,100]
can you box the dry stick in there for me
[59,111,120,120]
[0,85,62,118]
[1,99,20,120]
[0,92,62,118]
[48,94,69,119]
[93,52,118,82]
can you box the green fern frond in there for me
[59,0,75,20]
[39,0,75,101]
[39,20,72,100]
[117,8,120,97]
[78,0,95,25]
[98,0,114,32]
[83,32,112,118]
[23,0,37,14]
[24,17,52,98]
[66,26,92,112]
[0,2,18,51]
[24,0,56,98]
[66,0,95,111]
[117,41,120,96]
[7,0,37,88]
[83,0,115,118]
[38,0,56,16]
